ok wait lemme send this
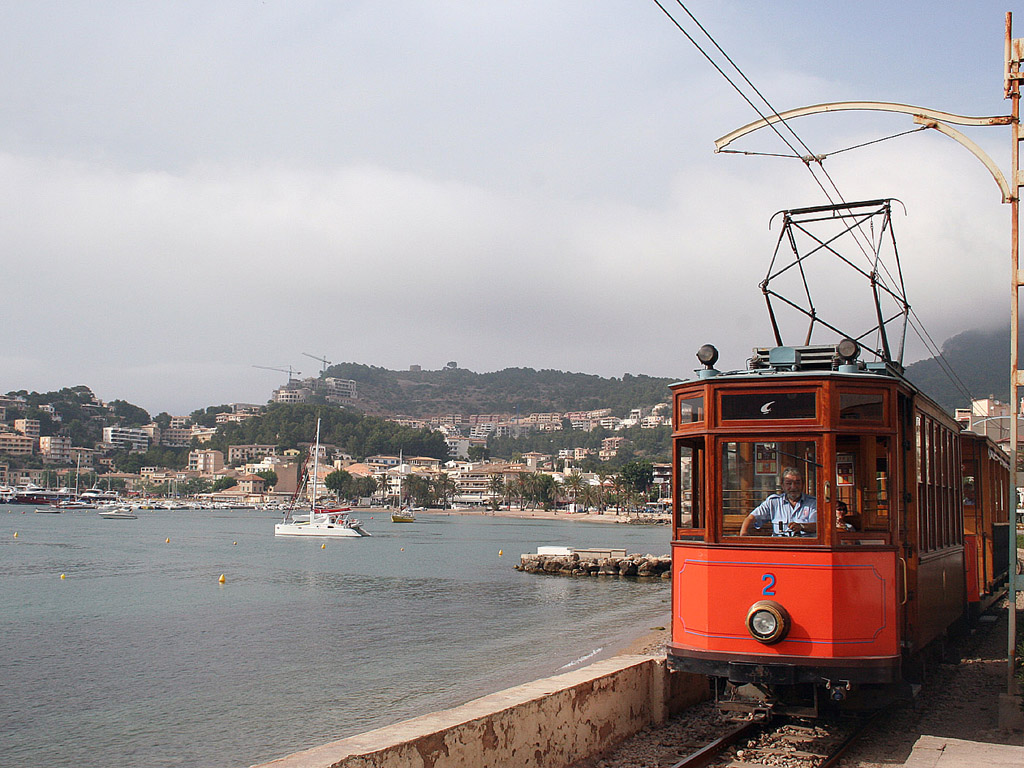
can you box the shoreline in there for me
[411,505,665,526]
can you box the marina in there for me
[0,504,670,768]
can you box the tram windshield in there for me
[721,440,818,540]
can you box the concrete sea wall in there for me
[251,656,706,768]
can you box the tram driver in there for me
[739,467,817,537]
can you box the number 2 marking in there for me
[762,573,776,595]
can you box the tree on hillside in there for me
[212,476,237,492]
[109,400,151,427]
[467,445,490,462]
[620,460,654,495]
[324,469,353,498]
[255,469,278,490]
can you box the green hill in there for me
[324,363,676,418]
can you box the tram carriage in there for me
[666,340,1012,718]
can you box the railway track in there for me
[667,710,883,768]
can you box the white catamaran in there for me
[274,418,370,538]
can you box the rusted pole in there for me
[1006,11,1020,696]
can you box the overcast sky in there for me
[0,2,1017,415]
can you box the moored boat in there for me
[98,506,138,519]
[274,419,370,538]
[391,508,416,523]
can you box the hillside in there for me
[903,327,1009,412]
[323,363,676,417]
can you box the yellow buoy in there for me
[60,573,66,579]
[218,574,226,584]
[13,532,17,538]
[165,538,170,543]
[321,542,326,549]
[233,541,237,545]
[498,549,503,557]
[400,547,405,552]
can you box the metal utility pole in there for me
[1005,11,1021,695]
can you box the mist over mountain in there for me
[903,327,1009,412]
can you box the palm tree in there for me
[515,473,530,510]
[595,467,611,512]
[488,474,506,510]
[563,470,585,512]
[529,472,558,511]
[375,474,390,506]
[431,473,455,509]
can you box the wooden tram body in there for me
[666,343,1010,716]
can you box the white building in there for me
[102,426,150,452]
[322,377,357,402]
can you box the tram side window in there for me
[917,414,962,553]
[835,436,891,538]
[676,441,703,536]
[722,440,818,540]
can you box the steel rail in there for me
[667,720,760,768]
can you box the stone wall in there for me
[515,553,671,579]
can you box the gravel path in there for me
[576,596,1023,768]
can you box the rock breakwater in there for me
[516,553,671,579]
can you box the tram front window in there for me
[721,440,818,539]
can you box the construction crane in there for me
[252,364,301,383]
[302,352,332,375]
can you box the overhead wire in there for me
[651,0,977,402]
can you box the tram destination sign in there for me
[721,392,816,421]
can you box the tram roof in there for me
[673,343,914,389]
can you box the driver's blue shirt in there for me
[749,493,817,536]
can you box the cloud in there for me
[0,2,1014,413]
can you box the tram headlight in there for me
[745,601,790,645]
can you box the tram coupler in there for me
[824,678,852,702]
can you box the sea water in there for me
[0,507,671,768]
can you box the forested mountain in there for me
[903,327,1009,412]
[323,363,676,417]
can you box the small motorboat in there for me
[98,506,138,519]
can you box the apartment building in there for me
[69,447,96,471]
[0,432,34,455]
[38,435,72,464]
[102,426,150,452]
[160,427,193,447]
[227,445,277,464]
[14,418,40,438]
[189,449,225,474]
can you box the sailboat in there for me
[390,455,415,522]
[274,419,370,538]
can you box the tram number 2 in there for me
[761,573,776,596]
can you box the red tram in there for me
[666,341,1011,717]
